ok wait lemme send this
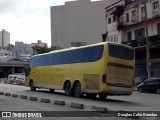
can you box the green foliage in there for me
[32,46,54,54]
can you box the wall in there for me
[51,0,114,48]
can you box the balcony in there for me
[122,34,160,48]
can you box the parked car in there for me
[14,76,25,85]
[137,78,160,94]
[8,75,18,84]
[8,74,25,85]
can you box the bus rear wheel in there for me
[74,82,83,98]
[86,93,97,98]
[99,93,108,100]
[29,80,36,91]
[49,89,55,93]
[64,82,72,96]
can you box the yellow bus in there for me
[24,42,135,99]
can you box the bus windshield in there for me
[108,43,134,60]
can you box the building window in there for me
[108,17,111,24]
[127,31,132,41]
[153,1,159,14]
[141,6,145,19]
[132,10,137,22]
[157,23,160,34]
[126,13,129,23]
[135,28,145,40]
[113,16,116,22]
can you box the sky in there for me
[0,0,100,47]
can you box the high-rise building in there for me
[0,29,10,48]
[50,0,119,48]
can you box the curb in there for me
[0,92,4,95]
[4,93,11,96]
[20,95,27,99]
[41,98,50,103]
[54,100,65,105]
[71,102,84,109]
[91,106,107,113]
[12,94,19,98]
[29,97,38,101]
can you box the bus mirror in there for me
[25,64,30,77]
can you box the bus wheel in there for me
[156,88,160,94]
[49,89,55,93]
[86,93,97,98]
[74,82,83,97]
[64,82,72,96]
[29,80,36,91]
[138,88,143,93]
[99,93,107,100]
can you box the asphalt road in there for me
[0,83,160,120]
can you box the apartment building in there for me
[31,40,48,48]
[106,0,160,44]
[105,0,160,79]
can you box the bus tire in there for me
[156,88,160,94]
[49,89,55,93]
[64,81,72,96]
[74,82,83,98]
[29,80,36,91]
[99,93,107,100]
[86,93,97,98]
[138,88,143,93]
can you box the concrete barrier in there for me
[4,93,11,96]
[0,92,4,95]
[20,95,27,99]
[71,102,84,109]
[40,98,50,103]
[29,97,38,101]
[12,94,19,98]
[91,106,107,113]
[54,100,65,105]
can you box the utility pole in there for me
[144,0,151,78]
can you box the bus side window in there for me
[72,49,84,63]
[92,46,103,61]
[39,56,45,66]
[47,54,54,65]
[34,56,39,66]
[62,51,73,64]
[83,47,93,62]
[54,53,62,65]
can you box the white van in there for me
[8,74,25,85]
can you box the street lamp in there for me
[52,24,58,50]
[144,0,151,78]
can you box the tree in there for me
[32,46,54,54]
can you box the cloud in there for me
[0,0,100,47]
[0,0,54,46]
